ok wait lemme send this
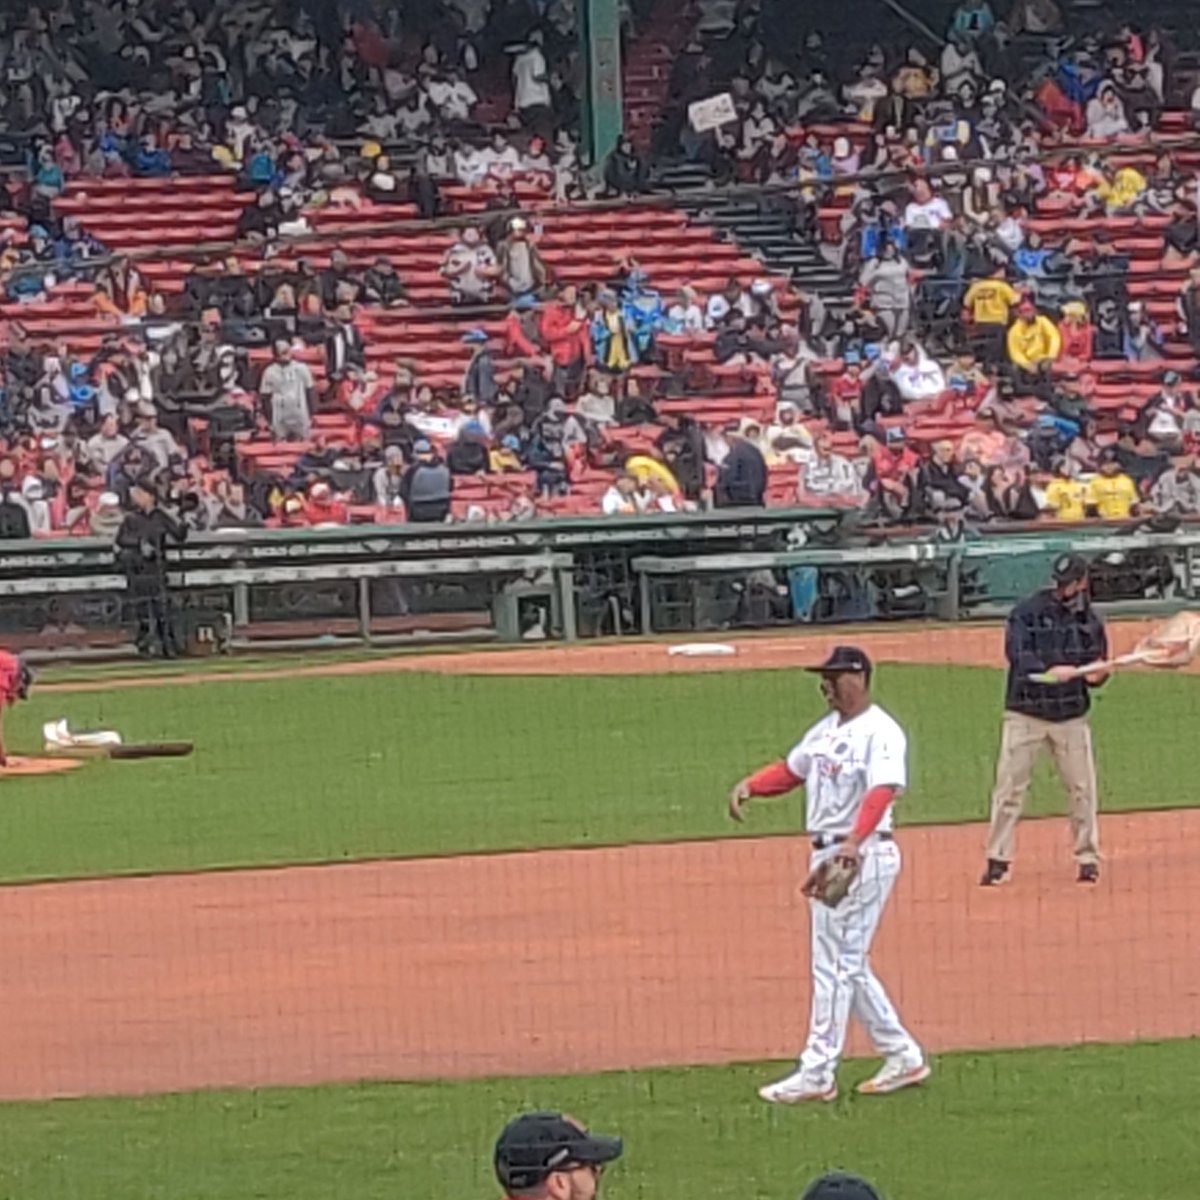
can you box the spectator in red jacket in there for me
[1057,300,1095,371]
[829,351,865,430]
[304,481,349,527]
[0,649,33,767]
[539,285,590,398]
[504,294,542,357]
[869,425,921,518]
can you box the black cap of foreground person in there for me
[1052,551,1089,586]
[802,1172,886,1200]
[495,1112,623,1193]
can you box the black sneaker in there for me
[979,858,1009,886]
[1077,863,1100,884]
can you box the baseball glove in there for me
[808,856,860,908]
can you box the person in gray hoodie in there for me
[858,241,912,339]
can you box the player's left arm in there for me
[838,726,907,862]
[1084,614,1111,687]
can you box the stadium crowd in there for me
[0,0,1199,536]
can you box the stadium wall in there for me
[0,511,1195,654]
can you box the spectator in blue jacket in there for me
[133,134,172,176]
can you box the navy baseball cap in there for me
[802,1172,885,1200]
[806,646,873,677]
[494,1113,623,1191]
[1052,552,1089,585]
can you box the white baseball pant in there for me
[798,838,920,1082]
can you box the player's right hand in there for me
[1043,664,1079,683]
[728,780,752,823]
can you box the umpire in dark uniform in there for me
[982,553,1108,886]
[116,483,188,658]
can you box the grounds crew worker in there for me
[116,482,188,659]
[981,552,1108,886]
[494,1112,623,1200]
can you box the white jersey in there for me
[785,704,907,837]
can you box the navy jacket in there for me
[714,440,767,508]
[1004,589,1108,721]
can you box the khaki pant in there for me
[985,711,1099,866]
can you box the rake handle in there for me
[1028,652,1144,684]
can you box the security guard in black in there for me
[984,552,1107,885]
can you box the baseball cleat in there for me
[1077,863,1100,884]
[979,858,1009,886]
[856,1057,931,1096]
[758,1070,838,1105]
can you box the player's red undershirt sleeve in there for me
[853,785,898,839]
[746,760,803,797]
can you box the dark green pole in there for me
[579,0,623,169]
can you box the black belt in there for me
[811,832,894,850]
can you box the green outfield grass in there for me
[0,664,1194,882]
[1,1040,1197,1200]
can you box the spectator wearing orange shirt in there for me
[93,260,148,321]
[959,410,1032,472]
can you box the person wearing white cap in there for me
[498,217,547,299]
[20,476,51,535]
[830,136,859,177]
[89,492,125,539]
[224,105,256,163]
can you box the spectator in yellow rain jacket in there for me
[625,454,680,496]
[1087,164,1147,216]
[1007,298,1062,387]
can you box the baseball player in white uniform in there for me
[729,646,929,1103]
